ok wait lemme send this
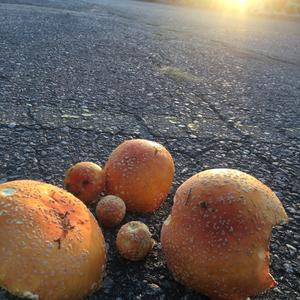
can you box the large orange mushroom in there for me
[161,169,288,300]
[105,139,174,213]
[0,180,106,300]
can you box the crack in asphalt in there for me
[194,92,250,137]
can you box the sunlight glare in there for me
[222,0,248,12]
[239,0,247,7]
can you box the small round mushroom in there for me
[96,195,126,228]
[116,221,155,261]
[161,169,288,300]
[64,161,105,205]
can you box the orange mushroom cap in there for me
[105,139,174,213]
[96,195,126,228]
[116,221,155,261]
[161,169,288,300]
[64,161,105,205]
[0,180,106,300]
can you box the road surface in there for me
[0,0,299,299]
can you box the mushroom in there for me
[64,161,105,205]
[161,169,288,300]
[105,139,174,213]
[116,221,155,261]
[0,180,106,300]
[96,195,126,228]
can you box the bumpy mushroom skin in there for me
[96,195,126,228]
[0,180,106,300]
[64,161,105,205]
[116,221,155,261]
[105,139,174,213]
[161,169,288,300]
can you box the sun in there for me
[230,0,247,7]
[239,0,247,7]
[222,0,248,11]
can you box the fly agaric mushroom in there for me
[116,221,155,261]
[105,139,174,213]
[0,180,106,300]
[64,161,105,205]
[96,195,126,228]
[161,169,288,300]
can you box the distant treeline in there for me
[145,0,300,14]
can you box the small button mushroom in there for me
[96,195,126,228]
[64,161,105,205]
[116,221,155,261]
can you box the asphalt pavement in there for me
[0,0,299,299]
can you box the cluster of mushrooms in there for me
[0,139,288,300]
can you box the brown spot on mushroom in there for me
[154,147,159,155]
[54,238,62,249]
[199,201,208,209]
[82,180,89,186]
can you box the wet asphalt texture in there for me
[0,0,299,299]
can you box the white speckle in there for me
[164,215,171,226]
[258,248,265,261]
[0,188,17,196]
[0,210,7,216]
[90,282,98,291]
[23,291,39,300]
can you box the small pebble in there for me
[103,277,114,289]
[286,244,297,256]
[283,262,294,273]
[146,283,162,295]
